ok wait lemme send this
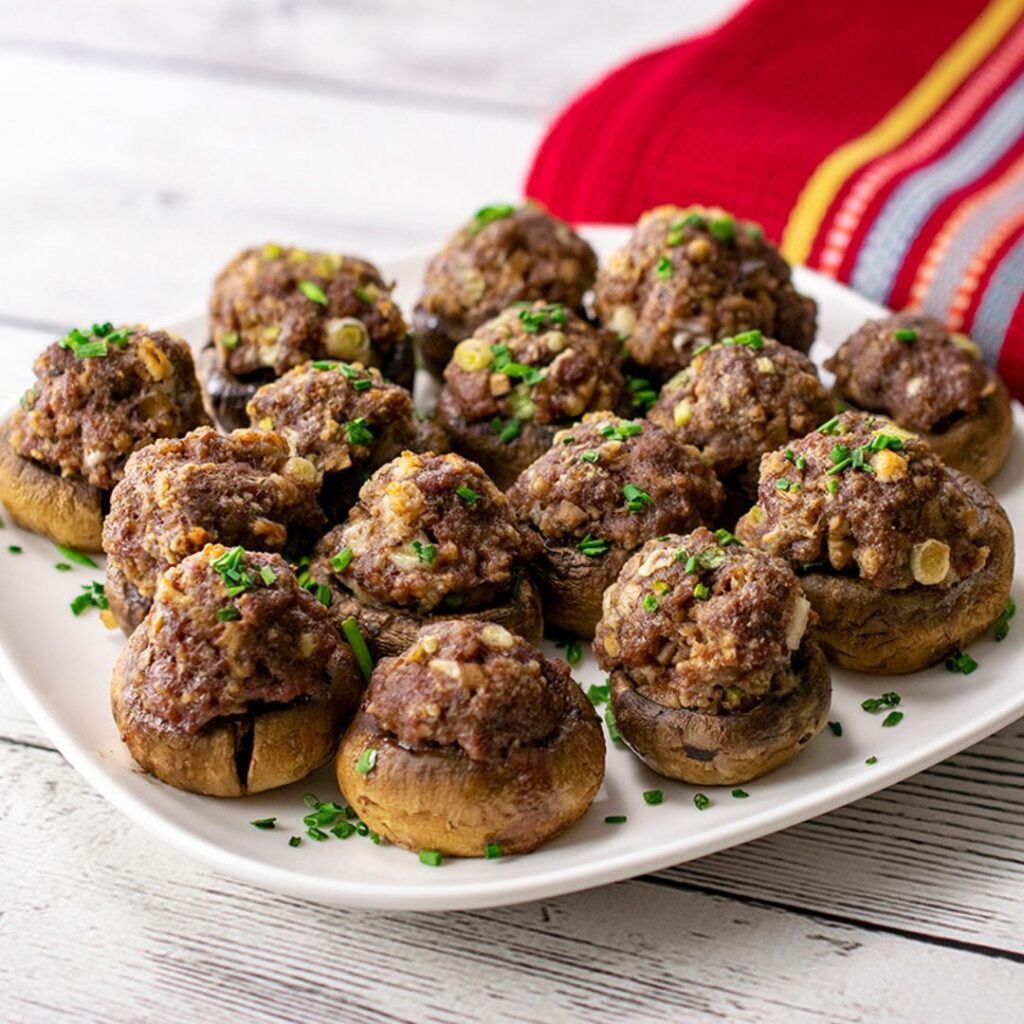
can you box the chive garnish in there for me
[565,640,582,666]
[828,721,843,737]
[604,704,622,744]
[70,582,108,616]
[731,789,749,799]
[587,682,610,706]
[221,332,240,350]
[708,215,735,242]
[342,616,374,680]
[8,545,22,555]
[485,843,503,859]
[693,793,711,811]
[353,378,373,392]
[288,836,302,847]
[643,790,664,806]
[656,255,672,280]
[412,540,437,565]
[315,584,332,608]
[455,485,479,504]
[693,583,710,600]
[250,818,276,830]
[518,302,568,334]
[604,815,627,825]
[216,607,241,622]
[299,280,328,305]
[55,563,72,572]
[345,417,374,446]
[714,528,741,547]
[579,450,600,464]
[356,748,377,775]
[258,565,277,586]
[331,546,353,573]
[56,545,98,568]
[331,821,356,840]
[882,711,904,728]
[817,415,841,435]
[419,849,443,866]
[642,594,658,612]
[866,756,878,765]
[993,597,1016,641]
[306,827,329,841]
[893,328,917,343]
[945,651,978,675]
[467,204,516,235]
[623,483,654,514]
[861,692,901,712]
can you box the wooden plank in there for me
[0,51,541,329]
[0,740,1019,1024]
[0,0,743,111]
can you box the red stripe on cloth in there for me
[886,130,1024,310]
[996,289,1024,395]
[813,21,1024,283]
[525,0,986,238]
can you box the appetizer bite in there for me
[246,359,446,520]
[436,301,625,488]
[337,619,605,857]
[103,427,324,634]
[594,205,817,382]
[825,314,1012,482]
[595,527,830,785]
[0,324,208,551]
[111,545,363,797]
[413,203,598,379]
[508,414,725,637]
[309,451,543,658]
[203,244,414,429]
[735,411,1013,673]
[647,330,834,498]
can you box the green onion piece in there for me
[795,456,807,471]
[714,528,741,547]
[411,540,437,565]
[893,328,918,343]
[604,704,622,744]
[656,255,673,280]
[455,485,479,504]
[518,302,568,334]
[331,821,356,839]
[642,790,664,806]
[776,478,791,491]
[579,450,600,464]
[587,682,610,706]
[693,583,710,601]
[828,721,843,737]
[866,755,878,765]
[882,711,904,728]
[342,616,374,680]
[467,204,516,235]
[683,212,705,228]
[258,565,277,586]
[369,831,381,845]
[708,215,735,241]
[345,417,374,446]
[353,379,373,392]
[302,793,320,808]
[311,360,338,371]
[642,594,658,612]
[356,748,377,775]
[331,547,354,573]
[419,849,443,866]
[353,286,373,304]
[945,651,978,674]
[288,836,302,847]
[299,280,328,305]
[827,478,839,495]
[216,607,241,622]
[306,827,329,841]
[623,483,654,514]
[484,843,503,859]
[993,596,1016,641]
[604,815,627,824]
[315,584,332,608]
[8,545,23,555]
[55,562,72,572]
[498,417,521,444]
[693,793,711,811]
[355,822,369,837]
[731,789,749,799]
[817,415,841,435]
[250,818,276,830]
[221,332,240,350]
[565,640,582,666]
[56,545,98,568]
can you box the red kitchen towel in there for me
[526,0,1024,397]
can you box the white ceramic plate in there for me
[1,227,1021,911]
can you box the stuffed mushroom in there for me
[824,314,1012,482]
[595,527,830,785]
[102,426,324,634]
[647,330,834,499]
[309,451,543,658]
[0,324,208,551]
[436,301,625,488]
[111,545,363,797]
[413,203,598,379]
[594,205,817,382]
[507,414,725,637]
[246,359,447,520]
[735,411,1014,674]
[203,244,414,429]
[336,619,605,857]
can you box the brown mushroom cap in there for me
[594,205,816,381]
[508,415,725,637]
[413,204,598,379]
[111,546,362,796]
[824,314,1011,482]
[336,620,605,856]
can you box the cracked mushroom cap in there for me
[9,325,208,491]
[594,205,816,381]
[111,545,361,796]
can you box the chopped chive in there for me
[467,204,516,235]
[656,255,672,280]
[587,682,610,706]
[945,651,978,675]
[579,449,600,464]
[56,545,97,568]
[215,607,241,622]
[331,821,356,840]
[993,597,1016,641]
[714,528,741,547]
[419,849,443,866]
[220,331,240,350]
[623,483,654,514]
[576,533,610,558]
[345,417,374,446]
[485,843,503,859]
[731,789,749,799]
[828,721,843,737]
[353,286,373,304]
[893,328,918,343]
[817,415,841,435]
[288,836,302,847]
[565,640,582,666]
[828,479,839,495]
[642,594,658,612]
[331,546,354,573]
[604,704,622,744]
[776,478,792,491]
[8,545,23,555]
[315,583,332,608]
[356,748,377,775]
[455,485,479,504]
[865,756,878,765]
[355,822,369,837]
[341,616,374,680]
[353,378,373,392]
[498,417,521,444]
[302,793,320,808]
[708,215,735,242]
[250,818,276,830]
[693,793,711,811]
[604,815,627,824]
[55,562,72,572]
[306,827,329,841]
[861,692,901,712]
[299,280,328,305]
[693,583,711,600]
[412,540,437,565]
[882,711,904,728]
[642,790,664,806]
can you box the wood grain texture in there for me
[0,739,1020,1024]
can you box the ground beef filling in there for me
[442,302,624,426]
[103,427,324,597]
[209,245,408,378]
[415,204,597,342]
[10,327,208,490]
[508,414,723,550]
[824,314,999,434]
[125,547,336,734]
[648,333,833,483]
[594,205,816,380]
[595,528,812,714]
[246,360,416,475]
[316,451,537,614]
[735,411,989,590]
[364,620,569,761]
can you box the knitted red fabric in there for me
[526,0,1024,397]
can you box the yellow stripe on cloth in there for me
[781,0,1024,265]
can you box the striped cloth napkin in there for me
[525,0,1024,397]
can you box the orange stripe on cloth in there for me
[780,0,1024,265]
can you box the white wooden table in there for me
[1,4,1022,1021]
